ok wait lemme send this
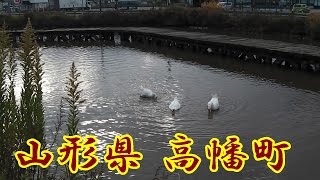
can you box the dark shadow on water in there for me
[208,111,213,119]
[170,108,182,117]
[167,60,171,72]
[208,109,220,120]
[123,42,320,93]
[139,96,158,102]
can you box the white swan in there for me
[169,97,181,115]
[140,86,157,99]
[208,94,219,112]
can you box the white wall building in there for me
[21,0,49,11]
[31,0,48,9]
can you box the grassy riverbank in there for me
[1,7,320,45]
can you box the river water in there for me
[21,44,320,180]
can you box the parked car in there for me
[291,4,310,14]
[217,2,233,10]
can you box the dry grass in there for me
[308,13,320,29]
[201,1,222,11]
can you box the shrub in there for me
[308,13,320,40]
[0,19,47,179]
[64,62,85,136]
[207,11,232,28]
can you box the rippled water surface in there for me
[23,45,320,180]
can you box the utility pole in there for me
[82,0,84,11]
[100,0,102,13]
[115,0,118,10]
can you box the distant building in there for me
[315,0,320,8]
[185,0,193,6]
[29,0,48,9]
[193,0,201,6]
[18,0,48,11]
[219,0,317,8]
[48,0,58,9]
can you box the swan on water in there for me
[140,86,157,100]
[169,97,181,115]
[208,94,219,112]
